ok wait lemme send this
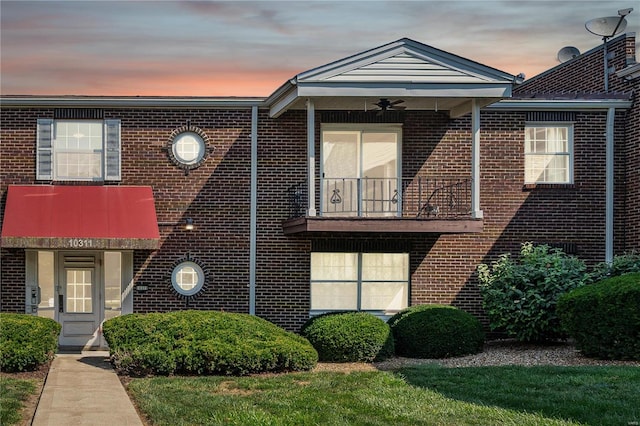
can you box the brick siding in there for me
[1,34,637,331]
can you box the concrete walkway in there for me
[32,351,143,426]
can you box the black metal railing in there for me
[288,177,471,219]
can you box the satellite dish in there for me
[585,16,628,37]
[557,46,581,63]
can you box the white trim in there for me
[488,99,632,111]
[171,261,205,296]
[0,96,264,108]
[523,123,574,185]
[295,83,512,98]
[616,62,640,80]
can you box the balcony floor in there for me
[282,216,483,234]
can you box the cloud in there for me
[1,0,638,95]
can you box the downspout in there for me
[605,107,615,263]
[249,106,258,315]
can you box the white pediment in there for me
[298,38,514,85]
[267,38,516,118]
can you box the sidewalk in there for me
[32,351,143,426]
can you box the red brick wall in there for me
[0,103,618,330]
[251,108,612,329]
[515,33,639,253]
[0,107,254,315]
[1,34,635,329]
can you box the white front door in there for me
[58,254,101,349]
[26,250,133,350]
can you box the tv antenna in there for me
[557,46,581,63]
[585,8,633,91]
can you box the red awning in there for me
[1,185,160,250]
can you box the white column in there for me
[307,99,317,216]
[471,99,483,219]
[605,107,615,263]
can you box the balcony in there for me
[283,177,484,234]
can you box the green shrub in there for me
[102,310,318,376]
[558,273,640,360]
[0,313,61,372]
[477,243,587,342]
[388,305,484,358]
[589,252,640,283]
[300,312,394,362]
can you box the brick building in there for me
[1,34,638,348]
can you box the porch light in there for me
[185,218,194,231]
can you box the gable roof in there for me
[267,38,516,118]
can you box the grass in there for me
[0,377,37,426]
[399,365,640,426]
[125,365,640,426]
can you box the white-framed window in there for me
[172,132,206,165]
[171,261,205,297]
[321,125,401,217]
[310,252,409,312]
[524,124,573,184]
[36,119,121,181]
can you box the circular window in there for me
[172,132,205,165]
[171,261,205,296]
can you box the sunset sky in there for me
[1,0,638,97]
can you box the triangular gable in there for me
[298,38,514,84]
[267,38,516,118]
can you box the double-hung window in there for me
[36,119,121,181]
[310,252,409,313]
[524,124,573,184]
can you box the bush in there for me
[589,252,640,283]
[0,313,61,372]
[388,305,484,358]
[300,312,394,362]
[102,310,317,376]
[478,243,587,342]
[558,273,640,360]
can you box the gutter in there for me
[0,96,265,108]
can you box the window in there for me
[310,252,408,312]
[171,261,205,296]
[322,126,401,216]
[525,124,572,184]
[37,118,121,181]
[172,132,205,165]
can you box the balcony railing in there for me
[288,177,471,219]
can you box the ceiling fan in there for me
[373,98,406,115]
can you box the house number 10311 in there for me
[69,238,92,248]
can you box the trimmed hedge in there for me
[388,305,484,358]
[557,273,640,360]
[301,312,394,362]
[102,310,318,376]
[0,313,61,372]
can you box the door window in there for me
[36,251,55,320]
[65,269,93,313]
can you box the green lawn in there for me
[0,377,37,426]
[126,365,640,425]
